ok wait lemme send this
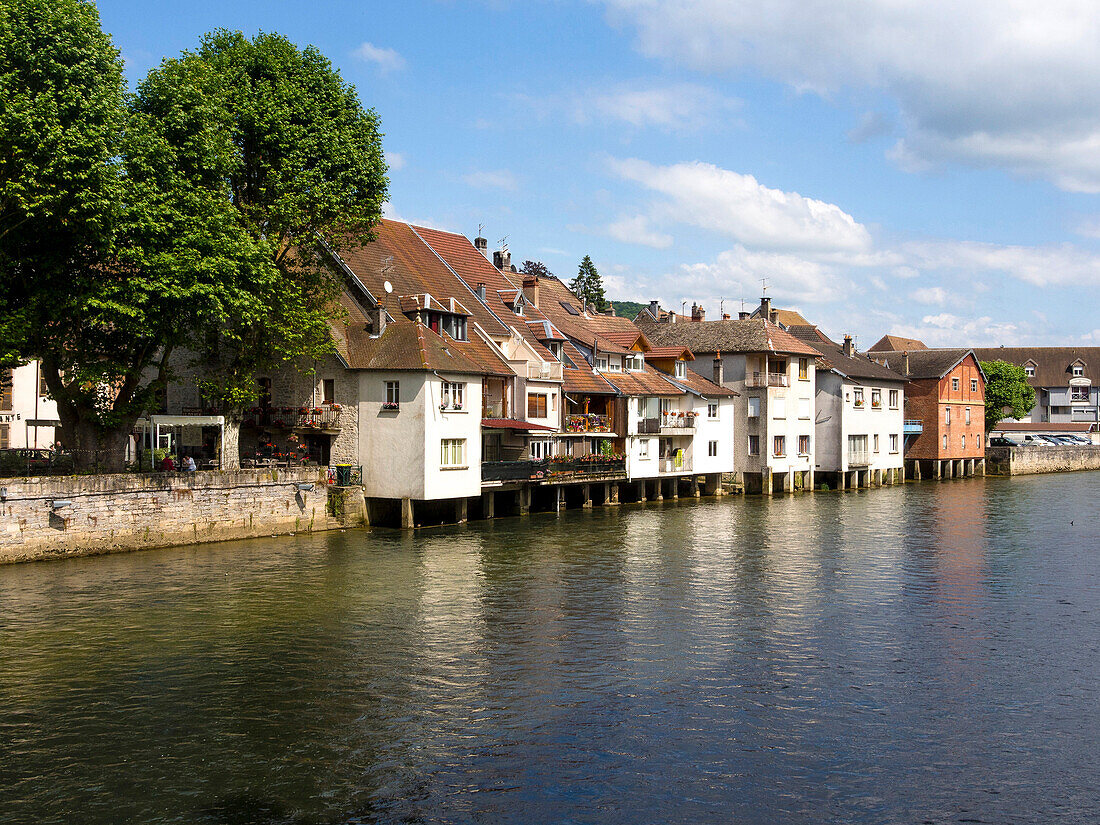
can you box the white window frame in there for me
[441,381,465,411]
[798,434,810,456]
[970,378,978,392]
[708,440,718,457]
[952,377,960,391]
[385,381,400,406]
[889,389,899,408]
[853,387,864,408]
[889,434,899,453]
[747,396,760,418]
[871,389,881,409]
[773,435,786,457]
[596,357,608,371]
[639,438,651,459]
[707,402,719,419]
[675,360,686,379]
[440,438,466,468]
[873,434,880,453]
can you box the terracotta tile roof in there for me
[868,334,929,353]
[869,349,976,380]
[482,418,556,432]
[646,345,695,361]
[661,369,738,398]
[635,315,822,357]
[342,318,495,374]
[786,326,906,383]
[971,347,1100,388]
[525,320,567,341]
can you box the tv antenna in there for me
[498,235,509,254]
[761,278,768,297]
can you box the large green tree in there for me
[570,255,606,312]
[980,360,1036,432]
[0,6,387,470]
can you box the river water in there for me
[1,473,1098,824]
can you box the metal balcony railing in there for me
[527,362,563,381]
[903,419,923,434]
[637,417,660,434]
[660,410,697,430]
[296,407,342,431]
[848,451,870,467]
[482,456,626,482]
[565,413,612,433]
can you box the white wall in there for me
[1,361,58,449]
[763,357,815,477]
[421,374,484,500]
[837,379,905,473]
[360,370,427,499]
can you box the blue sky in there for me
[98,0,1100,347]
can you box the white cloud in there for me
[460,169,518,192]
[669,245,849,306]
[385,151,405,171]
[608,157,872,253]
[890,314,1021,347]
[584,82,740,130]
[353,42,406,74]
[910,286,947,305]
[604,215,674,248]
[1075,215,1100,239]
[603,0,1100,190]
[902,240,1100,287]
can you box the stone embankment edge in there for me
[985,445,1100,476]
[0,468,358,565]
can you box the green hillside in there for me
[609,300,646,320]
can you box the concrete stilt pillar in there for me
[554,486,565,512]
[638,480,647,502]
[582,483,593,509]
[807,469,815,491]
[400,497,414,529]
[873,469,881,487]
[933,460,941,479]
[967,458,975,477]
[455,498,468,524]
[656,480,664,501]
[977,458,986,477]
[837,470,846,491]
[671,480,679,499]
[519,485,531,515]
[481,492,495,520]
[610,482,620,504]
[693,478,701,497]
[762,468,773,496]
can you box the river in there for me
[1,473,1098,824]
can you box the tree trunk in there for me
[220,417,241,468]
[56,409,135,473]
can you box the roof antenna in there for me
[478,223,485,238]
[720,297,725,317]
[761,278,768,297]
[381,255,394,319]
[498,235,509,254]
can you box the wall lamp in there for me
[50,499,73,510]
[295,483,315,492]
[0,487,7,502]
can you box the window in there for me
[961,434,966,449]
[977,434,981,449]
[873,434,880,453]
[527,393,548,418]
[708,402,719,419]
[943,434,948,450]
[596,357,608,371]
[440,438,466,468]
[675,360,686,378]
[772,397,786,419]
[871,389,881,408]
[441,314,468,341]
[1025,364,1035,377]
[965,407,971,425]
[708,440,718,457]
[798,398,810,419]
[322,378,335,404]
[747,397,760,418]
[0,423,7,449]
[39,370,49,398]
[0,367,11,410]
[970,378,978,393]
[548,342,563,361]
[1071,386,1089,402]
[530,439,553,460]
[773,435,786,457]
[853,388,864,407]
[798,357,809,380]
[442,381,465,410]
[945,407,951,425]
[609,358,621,372]
[748,434,760,456]
[1073,365,1084,376]
[798,434,810,456]
[952,377,960,391]
[385,381,400,408]
[639,438,651,459]
[889,389,899,408]
[889,434,899,453]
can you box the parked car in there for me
[1021,435,1053,446]
[1063,435,1093,445]
[989,436,1020,447]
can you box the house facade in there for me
[636,298,821,494]
[869,349,987,479]
[788,327,907,488]
[971,347,1100,427]
[0,362,59,451]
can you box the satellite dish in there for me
[383,281,393,294]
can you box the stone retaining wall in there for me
[0,468,337,564]
[986,445,1100,476]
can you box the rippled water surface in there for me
[2,473,1099,824]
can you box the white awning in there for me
[150,415,225,427]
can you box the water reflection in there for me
[1,475,1099,823]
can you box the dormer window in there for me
[1072,364,1084,376]
[514,301,524,316]
[623,354,643,372]
[1025,363,1035,377]
[675,361,686,378]
[548,341,563,361]
[596,356,608,371]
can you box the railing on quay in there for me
[482,456,626,483]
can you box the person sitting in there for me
[183,455,197,472]
[160,454,176,472]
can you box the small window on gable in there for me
[952,377,960,391]
[1025,364,1036,377]
[1072,364,1084,376]
[596,357,608,371]
[675,360,686,378]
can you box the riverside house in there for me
[636,297,822,494]
[970,347,1100,428]
[0,362,59,451]
[867,345,986,479]
[786,326,907,489]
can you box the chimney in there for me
[691,302,705,322]
[843,335,855,357]
[492,249,511,271]
[713,352,724,385]
[605,302,615,317]
[474,236,489,259]
[903,350,910,376]
[722,313,731,320]
[649,299,659,319]
[476,282,486,301]
[738,311,750,320]
[370,304,387,337]
[760,296,771,321]
[522,274,539,308]
[770,310,778,324]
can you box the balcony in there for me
[848,451,870,467]
[295,406,342,432]
[565,413,612,433]
[637,417,660,434]
[482,456,627,483]
[526,361,563,381]
[746,372,789,388]
[241,406,342,432]
[659,457,692,474]
[660,410,697,431]
[903,419,923,435]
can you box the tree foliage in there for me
[980,360,1036,432]
[0,7,387,469]
[570,255,606,312]
[520,260,552,279]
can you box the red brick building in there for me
[868,348,986,478]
